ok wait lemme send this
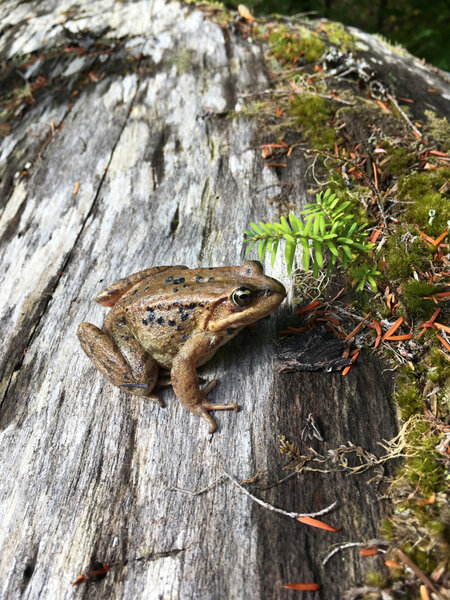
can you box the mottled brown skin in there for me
[77,260,286,432]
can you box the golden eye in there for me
[231,287,254,307]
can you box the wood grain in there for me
[0,1,448,598]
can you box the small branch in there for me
[222,471,338,518]
[239,88,354,105]
[387,93,423,139]
[169,475,226,497]
[322,539,388,565]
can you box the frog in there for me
[77,260,286,433]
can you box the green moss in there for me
[424,347,450,388]
[423,110,450,152]
[268,26,326,64]
[317,21,356,49]
[381,141,415,176]
[365,570,386,587]
[289,94,336,149]
[398,168,450,236]
[402,280,446,321]
[395,369,423,420]
[383,228,433,281]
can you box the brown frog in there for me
[77,260,286,432]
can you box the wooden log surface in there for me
[0,2,448,598]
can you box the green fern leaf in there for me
[285,238,296,274]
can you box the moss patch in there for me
[289,94,336,149]
[383,228,433,281]
[423,109,450,152]
[398,168,450,237]
[268,26,326,65]
[402,280,446,321]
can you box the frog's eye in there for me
[231,287,255,307]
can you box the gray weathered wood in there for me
[0,2,448,598]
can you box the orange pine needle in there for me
[432,230,448,247]
[382,317,403,340]
[375,99,392,114]
[342,365,352,376]
[436,334,450,352]
[283,583,321,591]
[297,300,321,314]
[384,334,414,341]
[279,326,310,334]
[434,322,450,334]
[428,308,441,324]
[417,493,436,506]
[276,106,282,117]
[359,548,379,556]
[296,516,341,531]
[369,226,384,243]
[259,143,286,149]
[419,231,435,244]
[371,320,382,348]
[372,161,379,190]
[385,559,401,569]
[429,150,449,157]
[345,313,371,341]
[73,181,80,195]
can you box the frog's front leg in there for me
[77,322,162,405]
[171,332,238,433]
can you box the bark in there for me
[0,2,448,599]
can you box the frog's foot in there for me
[198,397,239,434]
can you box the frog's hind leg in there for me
[77,322,163,406]
[96,265,188,307]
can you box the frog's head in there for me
[207,260,287,332]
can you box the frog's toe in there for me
[146,393,165,407]
[200,379,217,395]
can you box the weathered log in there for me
[0,2,448,598]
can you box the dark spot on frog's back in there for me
[146,306,154,312]
[132,289,138,295]
[185,302,196,309]
[165,276,173,283]
[142,318,148,325]
[173,277,185,284]
[195,275,203,282]
[181,312,189,321]
[173,288,179,293]
[157,317,165,325]
[168,320,176,326]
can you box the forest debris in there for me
[297,516,341,532]
[283,583,321,591]
[72,563,109,586]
